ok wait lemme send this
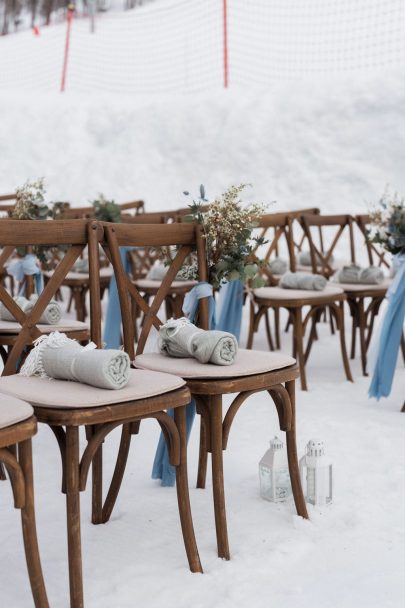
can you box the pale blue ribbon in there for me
[369,253,405,399]
[152,280,244,486]
[7,254,44,295]
[152,282,217,486]
[103,247,133,349]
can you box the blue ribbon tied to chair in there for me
[369,254,405,400]
[7,253,44,295]
[152,279,244,486]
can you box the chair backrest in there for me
[0,219,102,375]
[101,221,209,359]
[0,194,16,202]
[61,206,96,220]
[300,213,355,277]
[355,214,391,269]
[253,213,296,280]
[118,200,145,215]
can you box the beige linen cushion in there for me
[0,319,88,334]
[135,279,197,290]
[254,285,344,300]
[0,393,33,429]
[0,370,185,409]
[331,278,391,292]
[135,349,295,379]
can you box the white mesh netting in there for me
[0,0,404,93]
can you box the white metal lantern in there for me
[259,436,292,502]
[299,439,333,506]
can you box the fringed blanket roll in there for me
[336,264,384,285]
[279,272,327,291]
[159,317,238,365]
[20,332,130,390]
[268,257,288,275]
[0,295,62,325]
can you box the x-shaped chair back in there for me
[252,212,296,281]
[101,221,209,358]
[355,214,391,270]
[0,219,102,375]
[300,213,355,277]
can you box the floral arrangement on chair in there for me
[11,178,67,267]
[181,184,267,289]
[91,195,121,223]
[368,190,405,255]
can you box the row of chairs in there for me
[0,218,308,608]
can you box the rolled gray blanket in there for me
[146,261,189,282]
[0,295,62,325]
[20,332,130,390]
[268,257,288,275]
[299,250,334,266]
[336,264,384,285]
[279,271,327,291]
[159,318,238,365]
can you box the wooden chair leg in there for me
[292,308,308,391]
[196,415,209,490]
[358,298,368,376]
[274,308,281,349]
[285,381,309,520]
[174,406,203,573]
[65,426,84,608]
[335,302,354,383]
[350,305,358,360]
[209,394,230,560]
[0,461,6,480]
[264,309,275,351]
[91,445,103,525]
[19,439,50,608]
[246,300,256,349]
[101,424,132,524]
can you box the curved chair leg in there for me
[65,426,84,608]
[174,406,203,573]
[209,394,230,560]
[285,381,309,520]
[101,424,132,524]
[335,302,354,383]
[19,439,50,608]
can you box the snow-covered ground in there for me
[0,302,404,608]
[1,1,405,606]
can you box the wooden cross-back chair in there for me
[300,213,356,278]
[247,214,353,390]
[102,220,309,564]
[303,213,392,375]
[0,219,201,608]
[0,397,49,607]
[0,222,90,373]
[355,214,391,270]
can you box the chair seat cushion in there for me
[0,393,33,429]
[0,370,185,409]
[331,278,391,292]
[135,349,295,379]
[134,279,197,291]
[254,285,344,301]
[0,319,89,334]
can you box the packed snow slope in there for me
[1,71,405,211]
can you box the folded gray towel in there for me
[299,250,334,267]
[268,257,288,275]
[279,272,327,291]
[20,332,130,390]
[159,318,238,365]
[336,264,384,285]
[0,295,62,325]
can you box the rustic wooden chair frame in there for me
[247,215,353,390]
[0,415,49,607]
[102,220,309,563]
[0,219,202,608]
[305,214,390,375]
